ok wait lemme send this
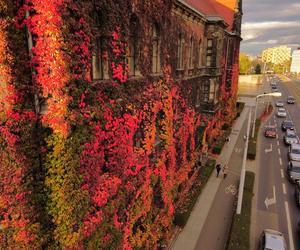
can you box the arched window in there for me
[189,36,194,69]
[198,39,202,67]
[92,37,104,80]
[177,33,184,69]
[128,15,140,76]
[152,24,161,74]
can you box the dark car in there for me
[295,181,300,207]
[287,161,300,183]
[287,95,295,104]
[281,120,294,131]
[265,125,277,138]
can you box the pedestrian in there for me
[216,163,221,178]
[223,164,229,179]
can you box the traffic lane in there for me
[255,116,282,248]
[274,114,300,250]
[281,78,300,105]
[257,121,279,214]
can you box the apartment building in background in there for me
[290,48,300,73]
[262,45,291,65]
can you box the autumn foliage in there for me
[0,0,240,249]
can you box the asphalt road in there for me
[254,76,300,250]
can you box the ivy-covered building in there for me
[0,0,242,249]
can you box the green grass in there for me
[227,171,255,250]
[247,118,261,160]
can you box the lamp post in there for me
[251,92,282,138]
[237,108,252,214]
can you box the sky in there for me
[240,0,300,56]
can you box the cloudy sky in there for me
[240,0,300,56]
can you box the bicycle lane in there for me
[194,115,248,250]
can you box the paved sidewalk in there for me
[171,106,250,250]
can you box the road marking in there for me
[277,141,279,146]
[225,184,237,195]
[264,186,276,209]
[282,183,287,194]
[284,201,295,250]
[280,169,284,178]
[265,144,273,153]
[278,148,281,155]
[234,148,242,153]
[279,158,282,166]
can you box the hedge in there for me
[174,159,216,227]
[247,118,261,160]
[227,171,255,250]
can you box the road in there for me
[253,75,300,250]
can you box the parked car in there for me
[281,120,294,131]
[287,95,295,104]
[287,161,300,183]
[288,143,300,161]
[275,101,284,107]
[259,229,287,250]
[294,181,300,206]
[284,129,298,145]
[277,108,287,118]
[265,125,277,138]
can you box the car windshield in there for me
[284,121,293,126]
[291,149,300,154]
[287,134,296,138]
[291,166,300,173]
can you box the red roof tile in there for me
[182,0,237,31]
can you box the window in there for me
[189,36,194,69]
[206,38,217,67]
[195,85,201,107]
[128,16,140,76]
[198,39,202,67]
[152,24,161,74]
[203,82,209,102]
[209,79,215,101]
[92,37,104,80]
[177,33,184,69]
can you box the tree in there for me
[239,53,251,74]
[255,64,261,74]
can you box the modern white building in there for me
[290,49,300,73]
[262,46,291,65]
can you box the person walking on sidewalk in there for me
[223,164,229,179]
[216,163,221,177]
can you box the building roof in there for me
[182,0,237,31]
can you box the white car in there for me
[275,101,284,107]
[277,108,286,118]
[284,129,299,145]
[259,229,287,250]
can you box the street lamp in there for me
[237,108,252,214]
[251,92,282,138]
